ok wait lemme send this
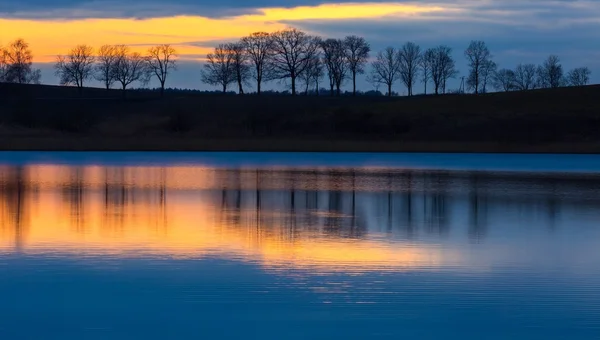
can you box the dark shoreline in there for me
[2,137,600,154]
[3,83,600,154]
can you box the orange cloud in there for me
[0,2,450,62]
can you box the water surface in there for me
[1,152,600,339]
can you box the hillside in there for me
[1,83,599,153]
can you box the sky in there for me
[1,0,599,92]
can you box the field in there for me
[1,83,599,153]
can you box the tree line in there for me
[1,39,176,96]
[1,31,593,96]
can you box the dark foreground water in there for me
[1,152,600,339]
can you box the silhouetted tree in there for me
[369,47,401,96]
[3,39,40,84]
[465,40,492,94]
[241,32,274,95]
[430,45,457,95]
[54,45,95,92]
[493,68,515,92]
[201,44,235,93]
[479,60,497,93]
[537,55,563,88]
[299,53,323,95]
[112,45,150,94]
[270,28,320,95]
[320,38,348,96]
[399,42,421,96]
[343,35,370,96]
[567,67,591,86]
[147,44,177,97]
[95,45,118,90]
[227,42,250,94]
[420,48,435,95]
[513,63,537,90]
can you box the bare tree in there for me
[513,63,537,91]
[493,68,515,92]
[320,38,348,96]
[369,47,401,97]
[270,28,320,95]
[112,45,150,94]
[430,46,457,95]
[399,42,421,96]
[479,60,497,93]
[147,44,177,97]
[537,55,564,88]
[465,40,492,94]
[201,44,236,93]
[95,45,118,90]
[54,45,95,92]
[420,48,435,95]
[3,39,39,84]
[227,42,250,94]
[567,67,591,87]
[343,35,370,96]
[299,53,323,95]
[241,32,273,95]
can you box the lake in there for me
[1,152,600,339]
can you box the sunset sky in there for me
[1,0,599,91]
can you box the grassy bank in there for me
[1,83,599,153]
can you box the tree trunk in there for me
[291,75,296,95]
[387,83,392,97]
[222,84,227,93]
[424,81,427,95]
[160,81,165,97]
[353,72,357,96]
[238,79,244,95]
[257,80,261,95]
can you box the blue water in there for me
[0,152,599,339]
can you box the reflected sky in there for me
[1,159,600,339]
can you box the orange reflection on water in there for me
[0,165,460,272]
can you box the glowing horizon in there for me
[0,2,450,62]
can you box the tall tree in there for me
[465,40,492,94]
[227,42,250,94]
[369,47,401,97]
[343,35,370,96]
[112,45,150,94]
[54,45,95,91]
[479,60,497,94]
[430,46,457,95]
[513,63,537,91]
[299,53,323,95]
[492,68,515,92]
[537,55,564,88]
[399,42,421,96]
[201,44,236,93]
[420,48,435,95]
[567,67,591,86]
[241,32,273,95]
[147,44,177,97]
[320,38,348,96]
[270,28,320,95]
[3,39,39,84]
[95,45,118,90]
